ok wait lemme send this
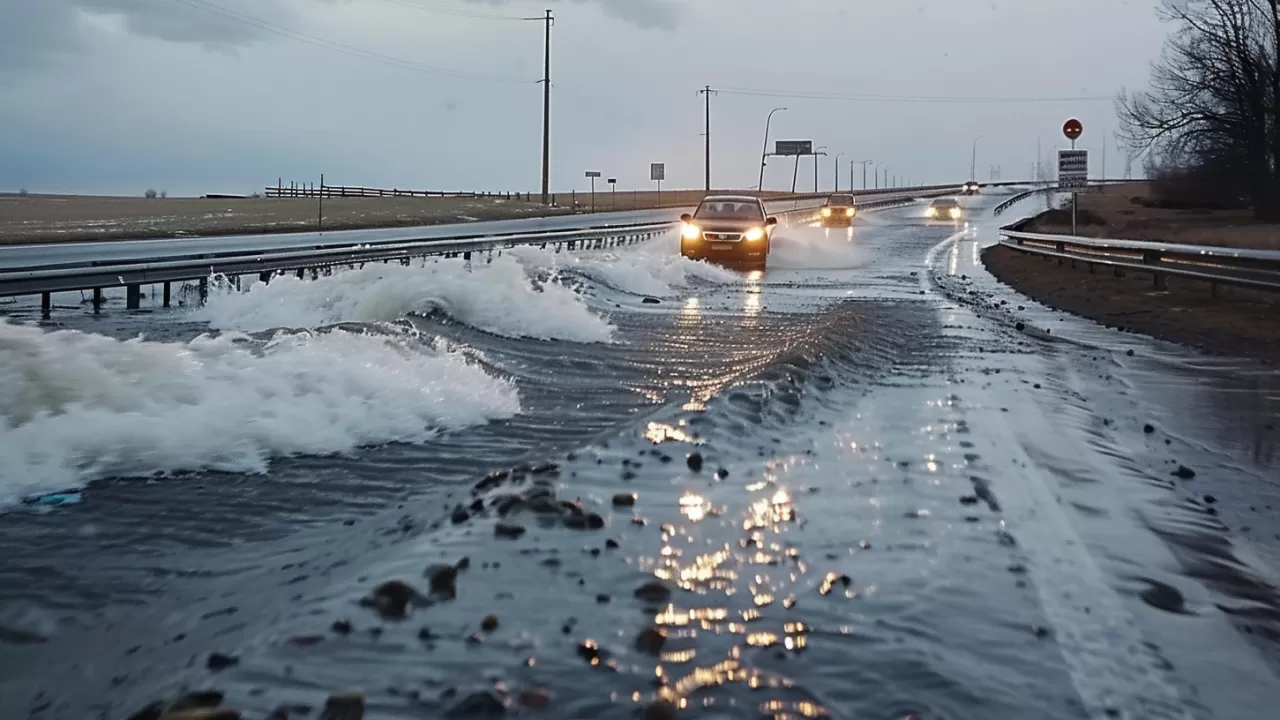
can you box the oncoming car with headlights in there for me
[819,193,858,227]
[925,197,963,221]
[679,195,778,269]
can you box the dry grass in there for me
[1024,182,1280,250]
[983,243,1280,361]
[0,189,797,245]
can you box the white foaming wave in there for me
[194,255,615,343]
[0,320,520,505]
[508,232,743,296]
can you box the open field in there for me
[1023,182,1280,250]
[0,190,807,245]
[983,243,1280,361]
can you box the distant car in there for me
[962,181,981,195]
[925,197,963,221]
[819,194,858,227]
[680,195,778,269]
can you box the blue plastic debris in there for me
[26,492,83,507]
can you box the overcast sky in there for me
[0,0,1166,196]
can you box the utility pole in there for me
[537,9,554,205]
[1036,136,1042,184]
[970,134,984,182]
[698,86,716,192]
[1102,130,1107,182]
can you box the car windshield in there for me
[694,200,763,220]
[932,199,958,208]
[826,195,856,206]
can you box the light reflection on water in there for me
[638,462,826,717]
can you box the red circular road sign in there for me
[1063,118,1084,140]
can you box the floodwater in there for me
[1,191,1278,719]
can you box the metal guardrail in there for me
[993,185,1059,216]
[1,222,674,317]
[997,226,1280,293]
[0,183,979,317]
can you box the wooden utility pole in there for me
[539,10,553,204]
[698,85,716,192]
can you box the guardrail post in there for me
[198,278,208,305]
[259,271,272,284]
[125,284,141,309]
[92,287,102,313]
[296,269,305,280]
[162,282,171,307]
[41,292,51,319]
[1142,249,1166,289]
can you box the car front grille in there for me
[703,232,742,241]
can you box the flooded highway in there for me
[2,191,1278,719]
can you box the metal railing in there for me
[0,182,989,317]
[0,221,674,316]
[993,185,1059,216]
[998,223,1280,293]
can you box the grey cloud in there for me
[0,0,309,70]
[466,0,679,30]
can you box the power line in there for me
[168,0,533,83]
[716,87,1116,104]
[375,0,533,21]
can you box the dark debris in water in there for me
[127,690,238,720]
[686,452,704,472]
[205,651,239,671]
[359,579,426,621]
[634,580,673,603]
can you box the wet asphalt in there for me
[1,193,1278,719]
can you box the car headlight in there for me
[821,208,832,217]
[949,208,961,218]
[845,208,855,217]
[925,208,937,217]
[681,224,701,240]
[744,226,765,242]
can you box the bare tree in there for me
[1118,0,1280,218]
[145,188,158,199]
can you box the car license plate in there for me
[711,243,734,250]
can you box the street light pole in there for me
[834,152,844,192]
[970,134,984,181]
[758,107,786,192]
[813,146,827,193]
[853,160,872,189]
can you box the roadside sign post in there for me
[607,177,616,210]
[585,171,601,212]
[773,140,816,194]
[1059,118,1086,234]
[651,163,665,204]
